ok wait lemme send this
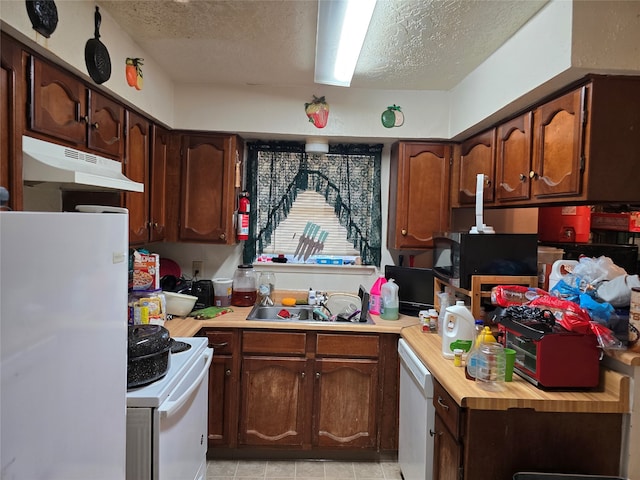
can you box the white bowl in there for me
[164,291,198,317]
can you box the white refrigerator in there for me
[1,211,129,480]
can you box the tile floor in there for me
[206,459,403,480]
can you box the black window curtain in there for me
[243,141,382,266]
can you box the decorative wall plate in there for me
[26,0,58,38]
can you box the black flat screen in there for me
[384,266,434,317]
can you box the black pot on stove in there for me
[127,325,171,389]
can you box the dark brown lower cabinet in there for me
[432,379,623,479]
[203,328,398,457]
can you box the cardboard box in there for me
[132,252,160,291]
[590,212,640,232]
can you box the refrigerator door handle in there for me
[159,349,213,418]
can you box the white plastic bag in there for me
[597,274,640,307]
[571,255,627,286]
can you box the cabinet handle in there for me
[401,229,407,236]
[225,369,231,376]
[519,173,526,182]
[152,222,158,228]
[301,372,305,378]
[529,170,538,180]
[81,115,89,123]
[220,233,226,240]
[429,429,441,437]
[437,396,450,410]
[91,122,99,130]
[210,341,229,348]
[315,372,321,379]
[485,178,492,187]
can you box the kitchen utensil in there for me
[84,6,111,84]
[324,293,360,316]
[164,291,198,317]
[127,325,171,388]
[26,0,58,38]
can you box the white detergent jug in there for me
[441,301,476,359]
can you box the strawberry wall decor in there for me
[304,95,329,129]
[381,104,404,128]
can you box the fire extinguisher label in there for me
[237,213,249,240]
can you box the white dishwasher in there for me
[398,338,435,480]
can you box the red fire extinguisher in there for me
[237,192,250,241]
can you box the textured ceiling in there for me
[99,0,548,90]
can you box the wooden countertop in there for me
[164,306,419,337]
[401,324,631,414]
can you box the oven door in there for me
[127,348,213,480]
[157,348,213,480]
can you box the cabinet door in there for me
[179,134,235,243]
[1,33,24,210]
[495,112,532,202]
[458,129,496,205]
[205,330,239,448]
[124,111,150,245]
[239,356,307,447]
[313,358,378,448]
[29,56,86,145]
[87,90,124,159]
[149,126,169,243]
[388,142,451,249]
[432,414,462,480]
[531,87,586,198]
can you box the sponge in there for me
[281,297,297,307]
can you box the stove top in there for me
[126,336,209,408]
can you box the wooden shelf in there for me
[434,275,538,319]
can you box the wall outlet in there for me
[192,260,203,278]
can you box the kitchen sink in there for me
[246,304,374,325]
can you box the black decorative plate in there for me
[26,0,58,38]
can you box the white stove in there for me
[126,336,209,408]
[126,336,212,480]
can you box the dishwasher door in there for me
[398,338,434,480]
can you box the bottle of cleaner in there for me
[441,301,475,359]
[369,275,387,315]
[380,279,399,320]
[465,320,485,380]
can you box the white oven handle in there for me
[159,348,213,418]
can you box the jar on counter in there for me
[129,289,166,325]
[231,264,257,307]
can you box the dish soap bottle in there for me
[369,275,387,315]
[380,279,399,320]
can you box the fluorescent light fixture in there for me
[315,0,377,87]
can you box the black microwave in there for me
[432,233,538,290]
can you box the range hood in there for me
[22,136,144,192]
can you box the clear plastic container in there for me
[231,264,257,306]
[380,279,399,320]
[475,342,506,390]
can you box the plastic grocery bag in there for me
[528,295,623,350]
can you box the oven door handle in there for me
[159,349,213,418]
